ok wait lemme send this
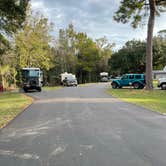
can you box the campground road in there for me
[0,83,166,166]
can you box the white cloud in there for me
[31,0,49,17]
[30,0,166,49]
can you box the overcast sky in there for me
[31,0,166,49]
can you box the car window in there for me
[121,75,128,79]
[129,75,134,79]
[135,75,141,79]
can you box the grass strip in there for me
[107,88,166,114]
[42,86,62,91]
[0,92,33,129]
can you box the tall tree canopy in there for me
[114,0,166,90]
[76,32,101,83]
[0,0,29,88]
[96,37,114,72]
[0,0,29,51]
[109,33,166,76]
[50,24,114,84]
[57,24,77,73]
[0,0,29,35]
[109,40,146,75]
[15,13,53,70]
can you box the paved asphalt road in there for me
[0,83,166,166]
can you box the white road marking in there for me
[35,97,120,104]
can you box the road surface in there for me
[0,83,166,166]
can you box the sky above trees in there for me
[31,0,166,49]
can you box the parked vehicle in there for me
[108,75,116,82]
[61,72,77,86]
[63,77,78,86]
[100,72,109,82]
[111,74,145,89]
[157,78,166,90]
[101,77,109,82]
[21,68,43,92]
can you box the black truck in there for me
[21,68,43,92]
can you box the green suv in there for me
[111,74,145,89]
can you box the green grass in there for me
[79,83,93,87]
[107,88,166,114]
[79,83,99,87]
[0,92,33,129]
[153,79,158,88]
[43,86,62,91]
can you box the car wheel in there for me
[133,82,140,89]
[23,87,28,93]
[37,87,42,92]
[112,82,118,89]
[161,83,166,90]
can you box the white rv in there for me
[100,72,109,82]
[60,72,77,86]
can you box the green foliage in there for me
[0,0,29,89]
[0,0,29,34]
[0,64,17,89]
[0,5,114,87]
[0,0,29,56]
[76,33,101,82]
[109,34,166,75]
[57,24,77,73]
[96,37,114,72]
[15,13,53,70]
[0,48,18,88]
[153,35,166,69]
[51,24,114,84]
[109,40,146,75]
[158,29,166,38]
[0,34,10,56]
[114,0,166,28]
[114,0,144,28]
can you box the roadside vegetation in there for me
[107,88,166,114]
[43,86,62,91]
[0,1,166,89]
[0,92,33,129]
[0,5,113,88]
[109,36,166,76]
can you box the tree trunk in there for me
[145,0,155,90]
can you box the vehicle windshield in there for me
[68,78,76,81]
[67,76,76,80]
[29,70,40,77]
[22,69,40,78]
